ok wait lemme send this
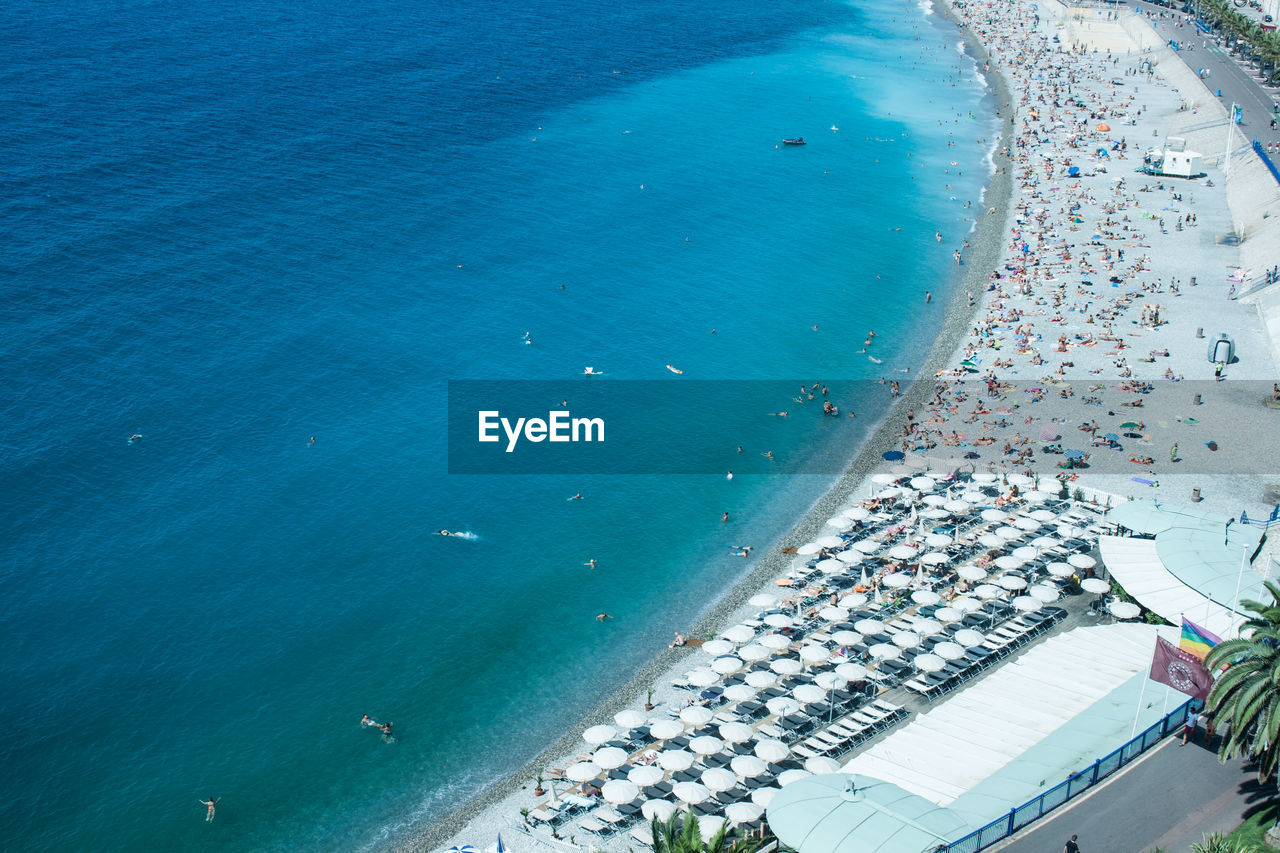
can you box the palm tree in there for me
[1205,581,1280,845]
[649,812,765,853]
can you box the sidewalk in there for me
[994,734,1271,853]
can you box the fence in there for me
[1256,141,1280,186]
[1240,506,1280,529]
[939,699,1191,852]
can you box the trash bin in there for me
[1192,487,1202,502]
[1196,327,1203,338]
[1194,392,1202,405]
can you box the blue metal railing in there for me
[1255,141,1280,185]
[939,700,1191,852]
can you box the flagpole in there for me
[1232,543,1247,637]
[1161,683,1171,718]
[1132,648,1152,736]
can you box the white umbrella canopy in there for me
[959,489,985,503]
[920,552,951,566]
[981,508,1008,522]
[793,684,827,704]
[1032,535,1061,549]
[1030,584,1060,602]
[957,564,988,581]
[593,746,629,769]
[922,508,951,520]
[819,606,849,621]
[658,749,695,772]
[994,555,1023,571]
[797,543,824,556]
[724,684,757,702]
[778,769,814,787]
[882,572,912,588]
[933,606,963,623]
[871,473,898,485]
[926,532,954,547]
[566,761,602,783]
[1012,546,1039,561]
[973,583,1004,599]
[853,539,883,554]
[642,799,678,821]
[739,644,771,662]
[1030,509,1057,522]
[764,613,795,628]
[702,639,735,657]
[832,630,863,646]
[615,710,646,730]
[1048,562,1076,578]
[712,656,744,674]
[971,471,998,484]
[912,617,944,635]
[814,672,844,691]
[844,505,873,520]
[915,653,946,672]
[680,705,714,725]
[1082,577,1111,594]
[758,634,791,650]
[628,765,664,787]
[836,550,864,565]
[1014,517,1040,531]
[701,767,738,793]
[751,787,782,808]
[888,545,919,560]
[725,802,765,824]
[699,816,728,843]
[878,486,904,499]
[603,779,640,804]
[934,641,965,660]
[836,662,868,681]
[799,645,830,664]
[771,658,802,675]
[722,625,756,644]
[1024,490,1052,503]
[943,501,971,514]
[766,696,802,716]
[855,618,885,634]
[689,735,725,756]
[584,724,619,745]
[673,781,711,805]
[892,631,923,649]
[816,558,846,575]
[1007,474,1034,487]
[978,534,1006,550]
[1057,524,1086,539]
[745,671,778,688]
[922,494,948,506]
[754,738,789,763]
[1068,553,1097,569]
[1110,601,1141,620]
[995,526,1023,540]
[649,719,685,740]
[912,590,942,606]
[998,574,1028,591]
[687,668,720,687]
[719,722,754,744]
[869,643,901,660]
[805,756,842,774]
[954,628,988,647]
[951,596,981,612]
[1012,595,1042,612]
[910,476,937,491]
[825,516,854,531]
[838,592,868,607]
[748,593,778,607]
[815,535,844,549]
[731,755,768,779]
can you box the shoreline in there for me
[402,6,1017,850]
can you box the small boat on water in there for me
[782,137,806,145]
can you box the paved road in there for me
[996,734,1270,853]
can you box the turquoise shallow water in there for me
[0,0,996,848]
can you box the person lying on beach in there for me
[670,632,686,648]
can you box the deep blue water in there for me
[0,0,996,849]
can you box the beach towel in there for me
[1132,477,1156,486]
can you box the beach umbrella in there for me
[642,799,678,821]
[771,658,802,675]
[922,494,948,507]
[701,767,738,793]
[934,641,965,660]
[447,846,476,853]
[920,552,950,566]
[1082,577,1111,594]
[628,766,663,787]
[915,653,946,672]
[889,544,918,560]
[764,613,795,628]
[673,782,711,805]
[1057,524,1086,539]
[818,606,849,622]
[892,631,922,649]
[745,671,778,688]
[699,816,728,843]
[910,476,937,491]
[805,756,842,775]
[1068,553,1097,569]
[732,754,768,778]
[793,684,827,704]
[912,617,944,635]
[994,555,1023,571]
[566,761,602,783]
[951,596,982,612]
[724,684,757,702]
[912,589,942,606]
[719,722,753,744]
[825,515,854,531]
[739,644,771,662]
[1007,474,1034,487]
[778,769,814,787]
[959,490,985,503]
[838,592,867,608]
[926,532,954,547]
[687,668,719,687]
[933,606,963,623]
[853,539,882,554]
[972,472,998,484]
[1064,449,1085,460]
[844,506,872,521]
[752,787,782,808]
[1012,595,1041,612]
[882,572,912,588]
[1024,490,1052,503]
[973,583,1004,599]
[711,656,743,675]
[1032,535,1061,549]
[726,801,765,824]
[658,749,695,771]
[758,634,791,650]
[955,628,987,647]
[722,624,756,644]
[855,618,885,634]
[702,639,735,657]
[882,450,905,461]
[816,558,845,574]
[1030,509,1057,523]
[615,710,646,730]
[978,534,1005,549]
[602,779,639,805]
[995,526,1023,540]
[1030,584,1060,603]
[797,542,824,556]
[754,738,789,763]
[832,630,862,646]
[1110,601,1141,620]
[680,705,714,725]
[870,473,897,486]
[869,643,901,660]
[1048,561,1075,578]
[593,746,628,769]
[836,550,864,565]
[583,725,619,745]
[1014,517,1040,531]
[836,662,868,681]
[689,735,725,756]
[816,535,844,549]
[748,593,777,607]
[766,696,802,716]
[922,508,950,520]
[981,508,1008,522]
[814,671,844,691]
[1012,546,1038,561]
[649,719,684,740]
[878,486,904,499]
[957,565,987,581]
[998,575,1028,591]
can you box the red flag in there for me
[1149,636,1212,699]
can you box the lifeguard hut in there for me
[1139,136,1204,178]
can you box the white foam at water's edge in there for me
[918,0,936,16]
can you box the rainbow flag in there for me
[1180,618,1222,660]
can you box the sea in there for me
[0,0,997,849]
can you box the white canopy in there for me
[1097,535,1243,637]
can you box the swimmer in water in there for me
[309,436,316,445]
[726,471,734,480]
[763,450,774,460]
[199,797,221,823]
[129,434,142,442]
[771,412,789,418]
[361,714,373,727]
[585,559,597,569]
[721,512,729,522]
[569,493,583,501]
[438,529,453,537]
[596,613,612,622]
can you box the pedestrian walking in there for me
[1170,442,1178,463]
[1182,707,1200,745]
[1065,834,1081,853]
